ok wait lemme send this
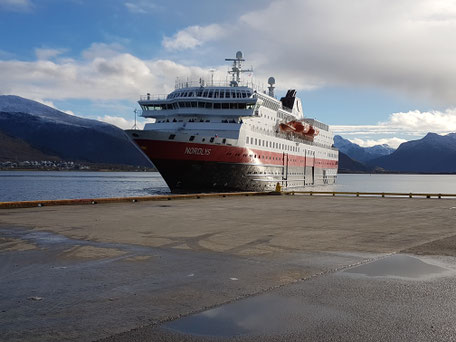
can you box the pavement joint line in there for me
[397,231,456,254]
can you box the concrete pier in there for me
[1,195,456,341]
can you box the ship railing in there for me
[139,94,169,101]
[174,79,266,92]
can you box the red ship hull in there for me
[133,139,338,192]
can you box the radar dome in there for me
[236,51,243,59]
[268,77,276,85]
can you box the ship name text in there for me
[184,147,211,156]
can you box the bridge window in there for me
[214,103,221,109]
[222,103,229,109]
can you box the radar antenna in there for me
[132,108,139,130]
[268,77,276,97]
[225,51,253,87]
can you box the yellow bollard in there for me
[275,182,282,192]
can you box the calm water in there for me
[1,172,456,202]
[0,171,169,202]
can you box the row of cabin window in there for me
[246,136,317,156]
[261,98,280,112]
[157,118,241,123]
[167,89,252,99]
[168,134,227,145]
[143,102,256,111]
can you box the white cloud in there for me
[162,24,225,51]
[33,98,75,116]
[349,137,407,149]
[387,109,456,132]
[333,108,456,141]
[96,115,147,130]
[0,0,33,11]
[81,42,124,60]
[161,0,456,104]
[35,48,67,60]
[0,44,210,101]
[124,1,158,14]
[97,115,155,129]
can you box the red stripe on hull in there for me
[134,139,338,169]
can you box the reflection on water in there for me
[344,254,448,279]
[164,294,345,337]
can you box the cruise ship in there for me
[125,51,338,192]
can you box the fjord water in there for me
[1,172,456,202]
[0,171,169,202]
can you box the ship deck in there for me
[2,195,456,341]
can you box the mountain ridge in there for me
[0,95,151,167]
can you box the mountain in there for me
[338,151,373,173]
[334,135,395,163]
[371,133,456,173]
[0,95,151,166]
[0,130,59,162]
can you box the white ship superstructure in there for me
[126,51,338,192]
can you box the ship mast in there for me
[225,51,253,87]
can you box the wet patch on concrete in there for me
[164,293,349,338]
[344,254,449,279]
[0,236,38,251]
[0,227,155,257]
[61,245,127,259]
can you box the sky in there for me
[1,0,456,148]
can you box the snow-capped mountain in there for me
[0,95,151,166]
[371,133,456,173]
[334,135,395,163]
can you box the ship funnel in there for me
[268,77,276,97]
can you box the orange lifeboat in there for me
[305,126,319,137]
[279,120,318,138]
[289,120,311,134]
[279,122,296,133]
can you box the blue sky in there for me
[1,0,456,148]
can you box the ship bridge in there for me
[139,86,258,119]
